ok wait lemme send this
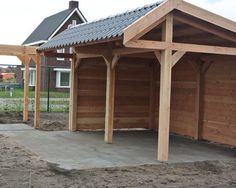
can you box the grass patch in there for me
[0,88,69,98]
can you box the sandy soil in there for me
[0,134,235,188]
[0,112,68,131]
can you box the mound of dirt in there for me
[0,112,68,131]
[0,112,26,124]
[39,121,68,131]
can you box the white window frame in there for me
[54,68,71,88]
[57,48,65,61]
[21,67,36,86]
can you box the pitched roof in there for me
[38,2,161,51]
[23,8,86,46]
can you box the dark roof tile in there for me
[38,2,161,50]
[23,8,85,45]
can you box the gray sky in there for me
[0,0,235,65]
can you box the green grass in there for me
[0,88,69,98]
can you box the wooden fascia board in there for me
[123,0,183,44]
[176,1,236,34]
[125,40,236,56]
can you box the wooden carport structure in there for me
[38,0,236,161]
[0,44,41,128]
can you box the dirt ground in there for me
[0,112,68,131]
[0,134,235,187]
[0,112,236,187]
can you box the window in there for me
[57,48,65,61]
[29,70,36,86]
[68,20,77,29]
[21,68,36,86]
[55,68,71,88]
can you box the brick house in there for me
[16,1,86,91]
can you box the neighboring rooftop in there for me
[23,1,87,46]
[38,1,161,51]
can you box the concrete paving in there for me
[0,124,235,170]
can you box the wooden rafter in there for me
[123,0,183,44]
[174,12,236,43]
[176,1,236,34]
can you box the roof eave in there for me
[37,36,123,52]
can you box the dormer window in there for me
[72,20,77,26]
[68,20,77,29]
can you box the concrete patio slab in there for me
[0,124,235,170]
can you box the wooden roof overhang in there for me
[37,0,236,162]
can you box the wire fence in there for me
[0,64,70,113]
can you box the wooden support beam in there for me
[125,40,236,56]
[123,0,183,44]
[112,55,120,69]
[69,54,80,132]
[154,51,161,63]
[158,13,173,162]
[34,54,41,129]
[0,45,36,56]
[171,51,186,67]
[16,55,24,63]
[103,55,119,143]
[112,48,152,56]
[23,55,29,122]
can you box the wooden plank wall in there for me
[152,57,197,138]
[202,56,236,147]
[77,58,106,129]
[169,59,197,137]
[75,55,236,147]
[115,58,151,129]
[76,57,151,130]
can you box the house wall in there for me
[74,54,236,147]
[16,12,84,91]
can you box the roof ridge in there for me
[71,1,162,29]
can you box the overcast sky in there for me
[0,0,235,65]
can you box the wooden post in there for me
[104,55,119,143]
[69,54,79,132]
[157,14,173,161]
[34,54,41,128]
[23,55,29,122]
